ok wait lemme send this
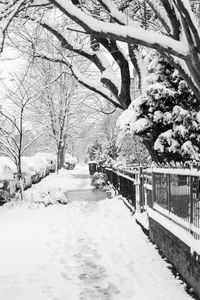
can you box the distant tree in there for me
[119,134,150,166]
[30,59,81,169]
[87,140,103,162]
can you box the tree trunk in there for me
[57,142,66,169]
[17,162,24,200]
[143,139,163,165]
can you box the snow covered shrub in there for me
[4,188,68,209]
[118,53,200,166]
[64,153,77,170]
[25,188,68,207]
[91,172,108,190]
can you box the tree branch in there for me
[49,0,189,59]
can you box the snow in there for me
[149,166,200,177]
[64,153,77,165]
[173,105,189,117]
[0,156,17,173]
[153,110,163,122]
[163,111,172,124]
[146,82,176,99]
[117,95,148,131]
[181,141,200,161]
[154,129,179,153]
[0,164,14,180]
[174,125,187,137]
[116,172,135,183]
[28,166,92,192]
[135,211,149,231]
[130,117,150,133]
[196,111,200,123]
[0,165,194,299]
[116,108,136,129]
[96,51,120,90]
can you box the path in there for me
[0,165,195,300]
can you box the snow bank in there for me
[24,189,68,207]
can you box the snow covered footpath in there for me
[0,165,194,300]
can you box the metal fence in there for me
[105,168,136,209]
[104,168,119,190]
[150,170,200,239]
[102,166,200,239]
[141,168,153,209]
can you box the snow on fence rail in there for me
[103,166,200,239]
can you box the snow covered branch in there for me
[71,65,123,109]
[33,52,122,109]
[49,0,189,59]
[45,0,200,103]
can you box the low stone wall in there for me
[149,217,200,298]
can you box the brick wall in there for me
[149,217,200,298]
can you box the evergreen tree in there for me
[87,140,103,161]
[119,54,200,165]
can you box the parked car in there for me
[64,154,77,170]
[0,159,17,204]
[35,152,56,172]
[20,159,32,189]
[0,156,32,190]
[32,156,49,178]
[21,157,40,184]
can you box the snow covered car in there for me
[35,152,56,172]
[0,157,32,190]
[20,160,32,189]
[21,157,40,184]
[33,156,50,178]
[0,160,17,203]
[64,154,77,170]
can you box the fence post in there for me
[139,166,143,212]
[152,171,156,207]
[190,176,193,233]
[167,174,171,214]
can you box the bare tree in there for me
[0,67,44,197]
[30,55,92,169]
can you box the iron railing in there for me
[102,166,200,239]
[151,169,200,239]
[105,168,119,190]
[105,168,136,209]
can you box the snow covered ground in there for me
[0,165,195,300]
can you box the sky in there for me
[0,47,26,82]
